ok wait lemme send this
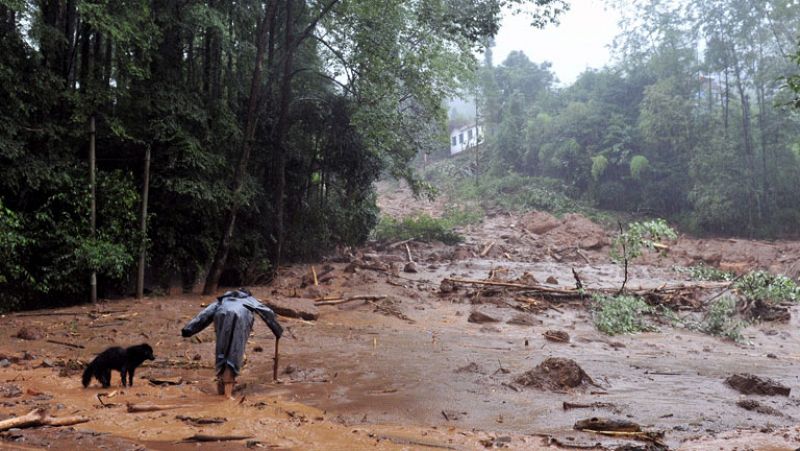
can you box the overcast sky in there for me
[492,2,622,85]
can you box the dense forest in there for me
[475,0,800,237]
[0,0,568,308]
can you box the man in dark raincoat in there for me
[181,288,283,397]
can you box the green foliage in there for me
[0,199,28,286]
[611,219,678,263]
[373,214,463,245]
[592,294,656,335]
[675,264,735,282]
[699,297,747,342]
[591,154,609,181]
[629,155,649,180]
[735,271,800,304]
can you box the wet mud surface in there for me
[1,184,800,450]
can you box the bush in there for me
[592,294,656,335]
[373,214,463,245]
[735,271,800,304]
[675,264,735,282]
[699,296,747,342]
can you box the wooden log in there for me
[311,266,318,286]
[182,434,253,442]
[273,338,280,382]
[46,339,85,349]
[387,238,415,249]
[444,277,731,297]
[405,243,414,263]
[315,295,388,306]
[562,401,616,411]
[126,403,189,413]
[480,241,495,257]
[0,408,89,432]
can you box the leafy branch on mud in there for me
[611,219,678,294]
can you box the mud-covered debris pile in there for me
[736,400,784,417]
[514,357,595,391]
[15,326,44,341]
[520,211,609,252]
[726,373,791,396]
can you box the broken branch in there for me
[0,408,89,432]
[315,295,388,306]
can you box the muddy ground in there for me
[1,183,800,450]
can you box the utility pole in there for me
[136,145,151,299]
[89,114,97,304]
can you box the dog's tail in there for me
[81,360,94,388]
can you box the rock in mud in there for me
[441,409,467,421]
[468,311,499,324]
[0,384,22,398]
[574,417,641,432]
[746,299,790,322]
[263,297,319,321]
[58,359,84,377]
[454,362,483,374]
[523,211,560,235]
[15,326,45,340]
[545,276,559,284]
[543,330,570,343]
[736,399,784,417]
[514,357,595,391]
[506,314,540,326]
[579,237,604,250]
[403,261,418,273]
[0,359,9,368]
[726,373,790,396]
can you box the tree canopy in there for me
[0,0,567,309]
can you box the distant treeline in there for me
[479,0,800,237]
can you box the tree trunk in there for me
[136,145,151,300]
[78,23,91,93]
[89,115,97,304]
[272,0,295,271]
[203,1,277,295]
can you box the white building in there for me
[450,124,483,156]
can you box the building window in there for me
[451,136,457,146]
[459,133,464,144]
[468,129,473,140]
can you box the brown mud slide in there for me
[0,182,800,449]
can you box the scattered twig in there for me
[176,415,226,425]
[562,401,617,411]
[46,339,85,349]
[97,390,118,407]
[480,241,495,257]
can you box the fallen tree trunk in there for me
[126,403,190,413]
[315,295,388,306]
[0,408,89,432]
[181,434,253,442]
[442,277,731,304]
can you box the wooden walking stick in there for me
[273,337,280,381]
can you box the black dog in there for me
[81,343,155,388]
